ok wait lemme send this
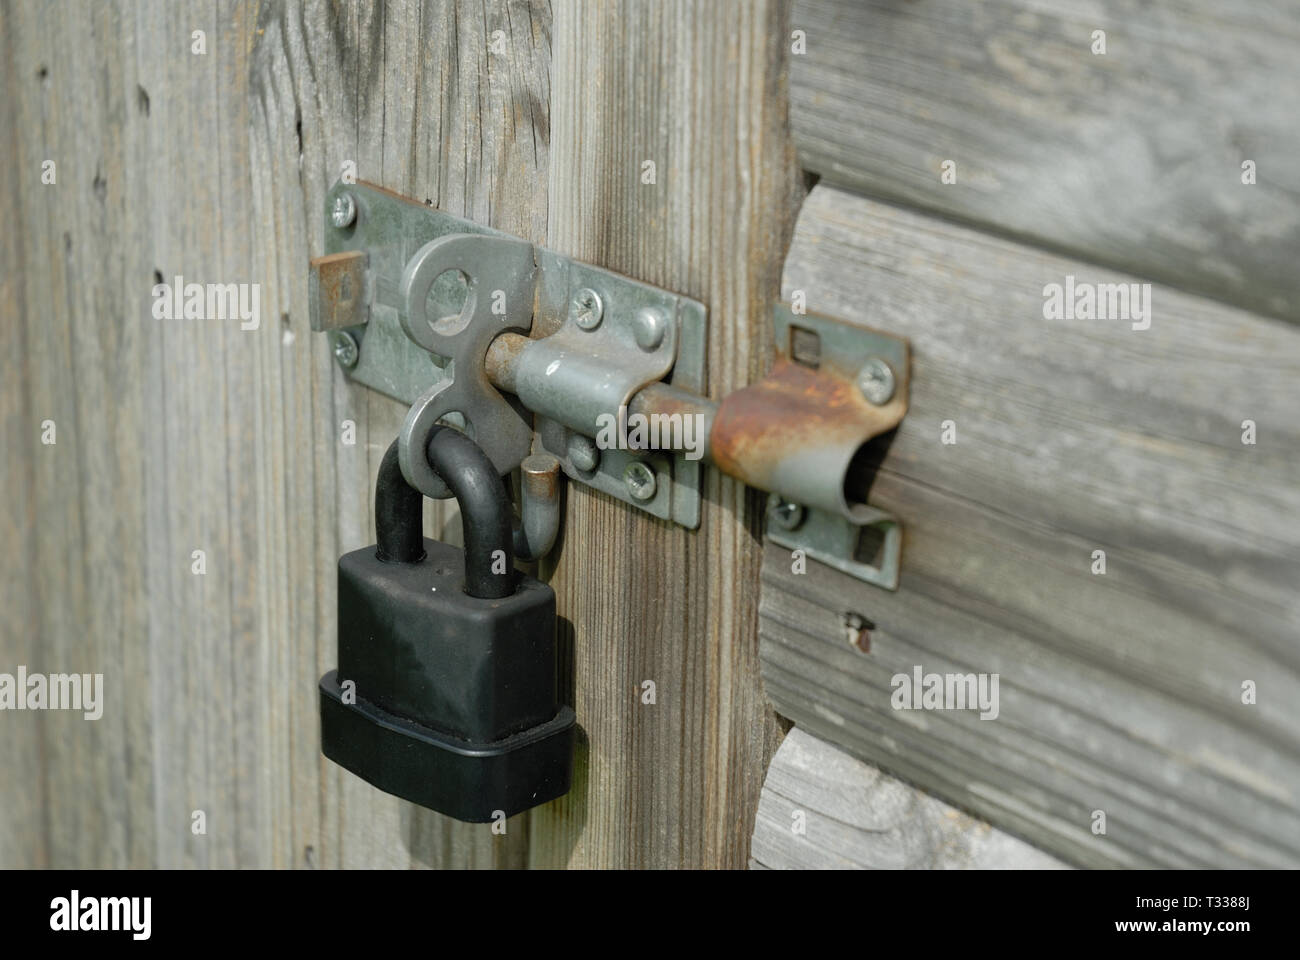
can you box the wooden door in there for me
[0,0,795,869]
[5,0,1296,873]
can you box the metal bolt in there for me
[331,192,357,229]
[623,460,657,501]
[568,434,601,473]
[771,498,804,531]
[632,306,667,351]
[573,288,603,330]
[857,357,895,406]
[331,330,359,369]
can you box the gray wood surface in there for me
[0,0,800,869]
[525,0,798,868]
[759,184,1300,868]
[0,2,44,865]
[0,0,549,868]
[789,0,1300,323]
[247,0,551,870]
[10,0,1290,874]
[751,728,1067,869]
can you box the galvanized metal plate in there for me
[396,231,537,499]
[317,182,515,405]
[765,495,901,590]
[530,250,708,528]
[313,180,707,525]
[774,303,909,400]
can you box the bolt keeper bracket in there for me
[734,306,910,590]
[309,180,910,589]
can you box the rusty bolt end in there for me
[623,460,657,501]
[521,453,561,498]
[573,288,603,330]
[771,498,804,531]
[331,330,360,369]
[857,357,896,406]
[331,192,357,229]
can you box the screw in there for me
[842,612,872,654]
[331,330,359,369]
[632,306,667,351]
[857,357,895,406]
[573,288,603,330]
[771,498,804,531]
[623,460,657,501]
[331,192,357,229]
[568,434,601,473]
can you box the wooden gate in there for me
[2,0,1296,870]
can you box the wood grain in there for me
[0,0,47,869]
[789,0,1300,323]
[525,0,800,868]
[751,728,1067,869]
[1,0,804,871]
[0,0,551,868]
[758,185,1300,867]
[2,0,169,869]
[247,0,553,872]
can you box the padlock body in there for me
[319,537,574,821]
[336,536,556,742]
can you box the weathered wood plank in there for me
[525,0,800,868]
[246,0,552,868]
[0,0,48,868]
[0,0,551,868]
[751,728,1067,869]
[759,185,1300,868]
[3,0,167,868]
[789,0,1300,322]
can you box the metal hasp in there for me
[309,180,910,588]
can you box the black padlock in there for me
[318,426,574,822]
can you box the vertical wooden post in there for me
[528,0,800,868]
[249,0,553,868]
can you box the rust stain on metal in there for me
[710,360,904,494]
[520,453,561,501]
[308,249,368,331]
[627,383,717,457]
[629,383,710,422]
[484,331,530,393]
[707,338,909,520]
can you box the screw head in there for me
[857,357,896,406]
[330,192,357,229]
[842,612,872,654]
[568,434,601,473]
[573,288,603,330]
[771,498,804,531]
[632,306,667,351]
[623,460,657,501]
[331,330,359,369]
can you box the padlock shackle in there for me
[376,441,427,564]
[375,431,516,599]
[426,425,516,598]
